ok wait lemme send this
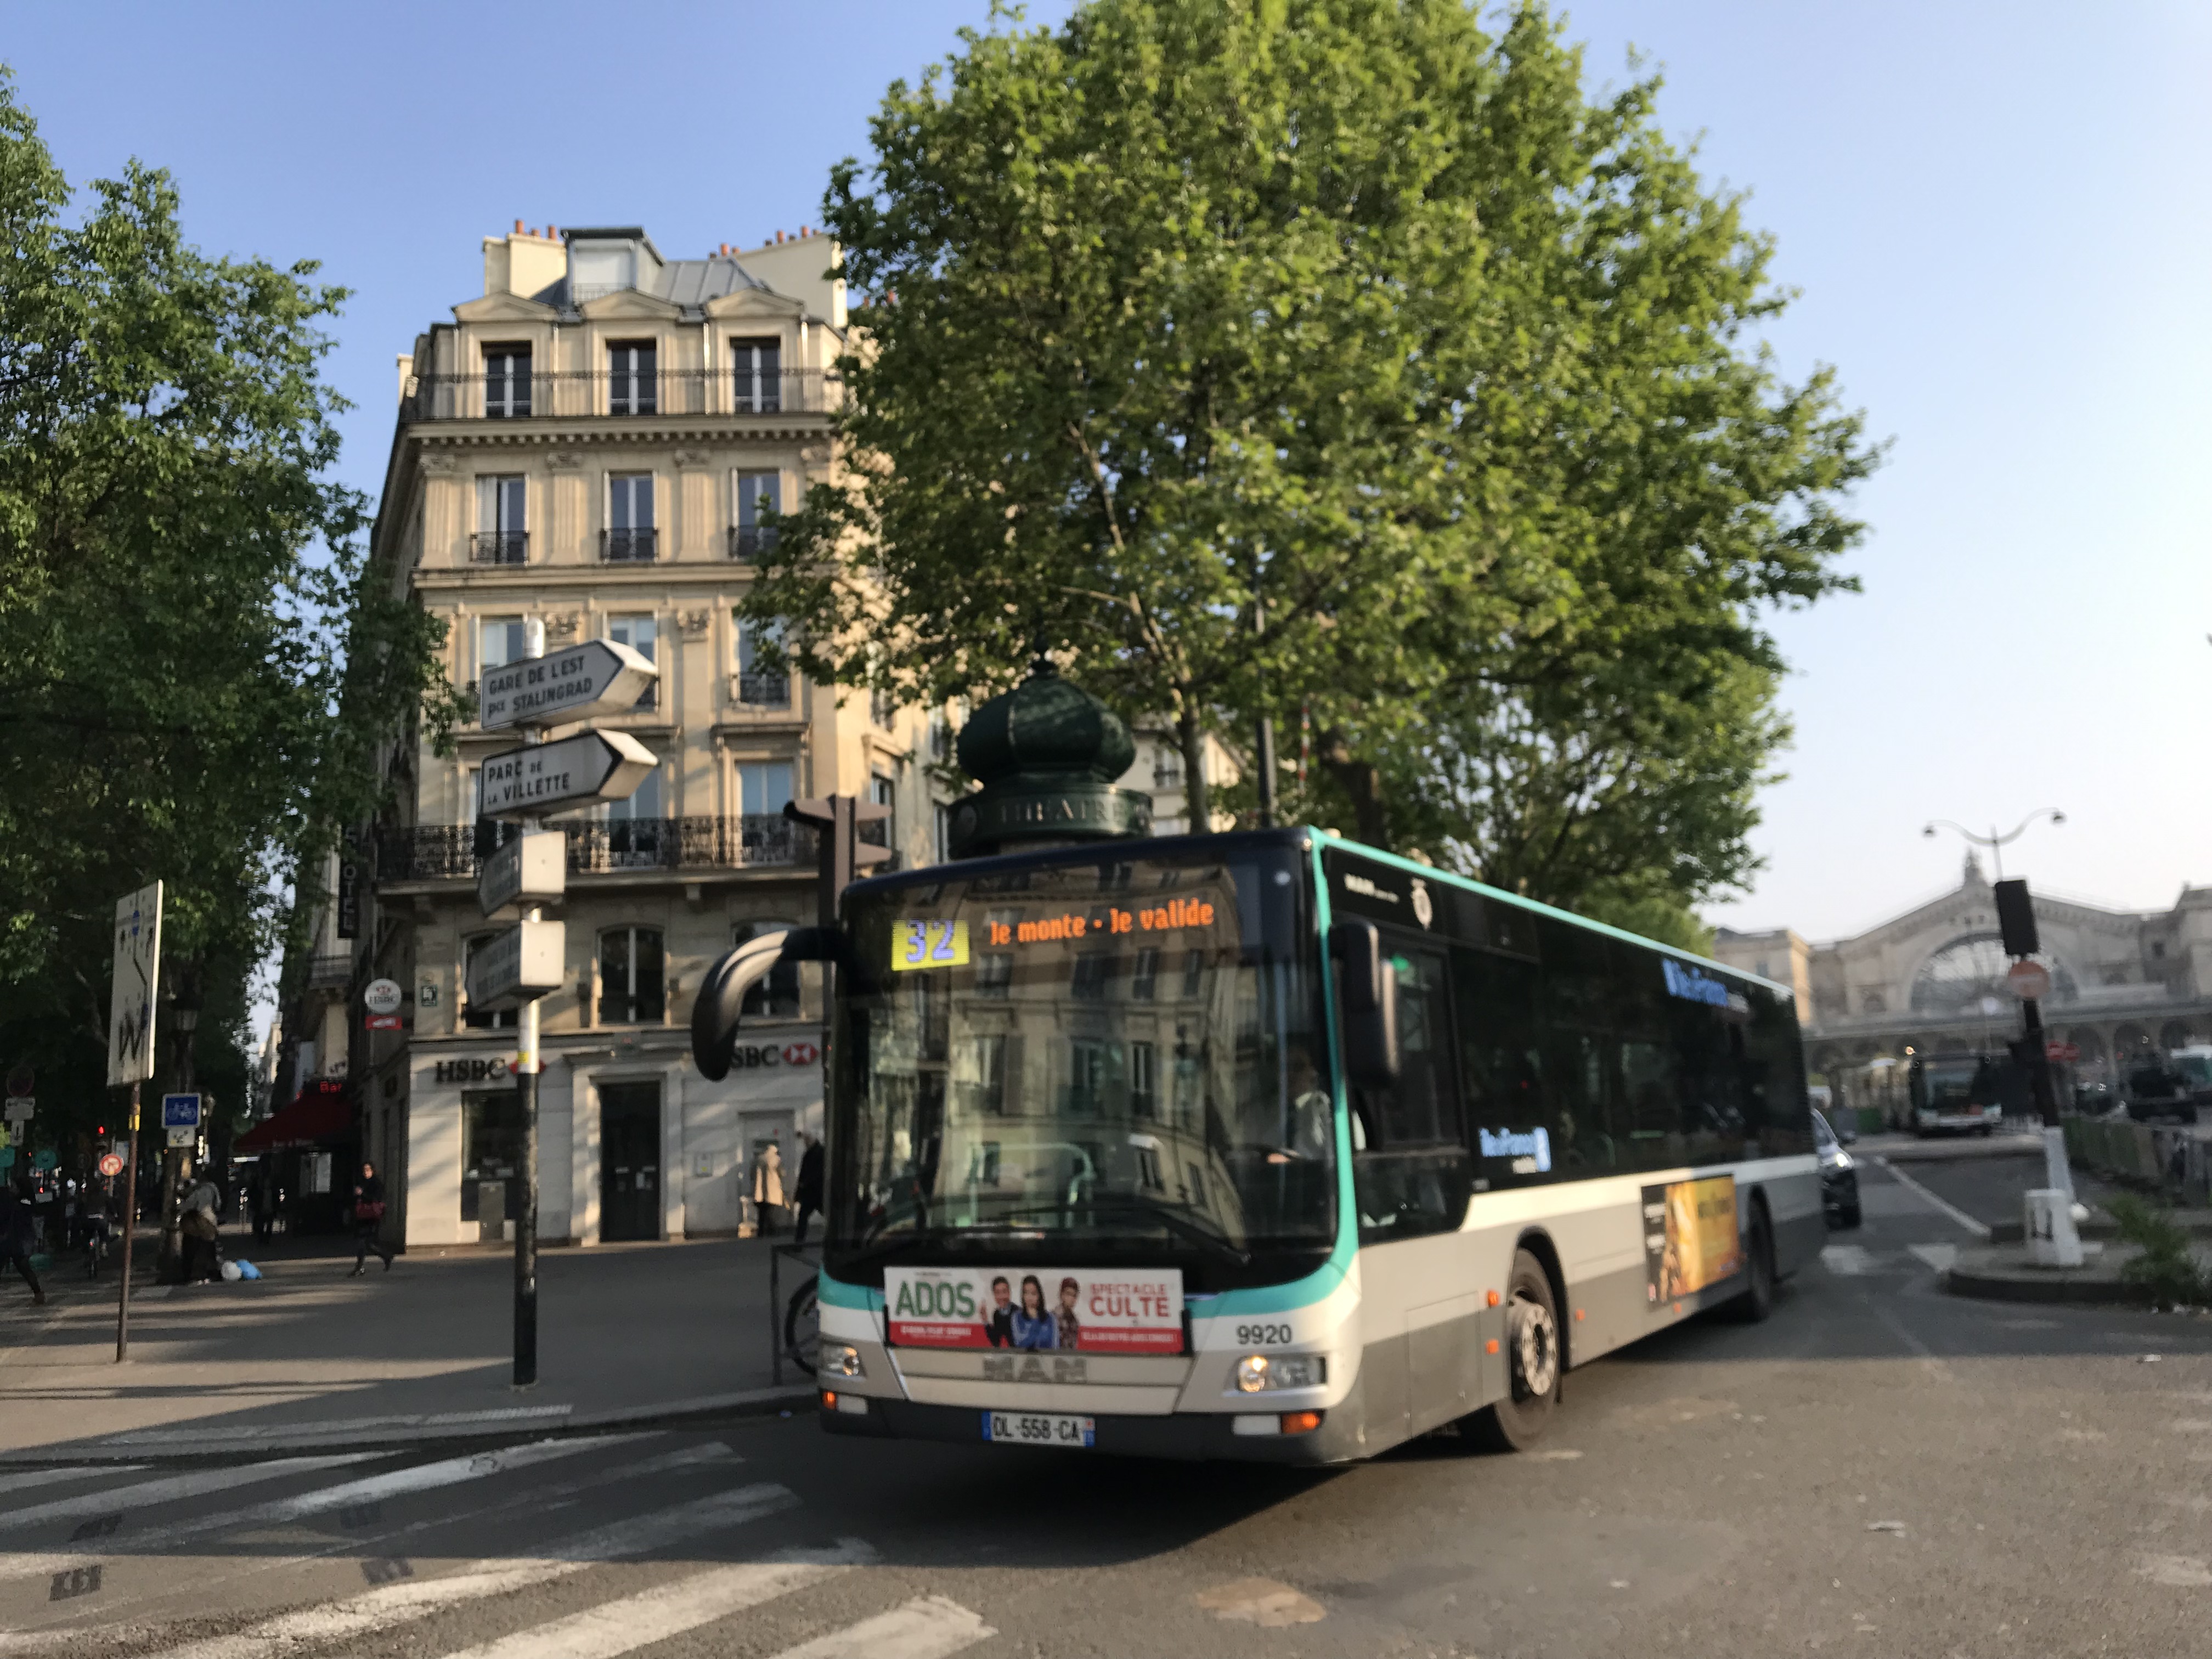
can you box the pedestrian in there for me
[349,1162,394,1276]
[791,1131,823,1246]
[250,1157,281,1246]
[180,1170,222,1283]
[0,1180,44,1306]
[751,1139,785,1237]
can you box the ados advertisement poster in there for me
[1642,1175,1742,1306]
[885,1266,1184,1353]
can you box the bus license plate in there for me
[983,1410,1096,1448]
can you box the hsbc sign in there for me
[727,1041,820,1071]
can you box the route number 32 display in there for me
[892,918,970,973]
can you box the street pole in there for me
[2021,995,2059,1128]
[514,623,544,1390]
[115,1080,140,1363]
[1253,597,1277,830]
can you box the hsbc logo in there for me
[728,1041,820,1070]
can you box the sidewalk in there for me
[0,1226,818,1463]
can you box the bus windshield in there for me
[823,838,1332,1287]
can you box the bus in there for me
[712,828,1820,1463]
[1908,1052,2008,1136]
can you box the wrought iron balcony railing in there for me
[470,531,529,565]
[727,525,779,559]
[374,815,814,883]
[601,528,658,563]
[399,368,840,424]
[732,671,792,709]
[306,952,354,990]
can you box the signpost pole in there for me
[116,1080,140,1362]
[514,620,544,1390]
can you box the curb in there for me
[0,1383,821,1467]
[1943,1245,2143,1307]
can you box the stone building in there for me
[270,222,1245,1251]
[1713,854,2212,1087]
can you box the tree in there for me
[751,1,1873,909]
[0,74,448,1154]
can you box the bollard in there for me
[2025,1188,2084,1268]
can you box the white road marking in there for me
[0,1456,375,1532]
[430,1540,876,1659]
[114,1481,803,1659]
[0,1434,648,1584]
[0,1441,745,1646]
[1871,1158,1992,1240]
[0,1465,145,1498]
[765,1596,995,1659]
[1908,1243,1959,1273]
[1821,1244,1879,1276]
[98,1404,573,1449]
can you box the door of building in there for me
[599,1081,663,1242]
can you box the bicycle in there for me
[84,1216,110,1279]
[783,1273,820,1373]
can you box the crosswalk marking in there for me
[428,1540,876,1659]
[0,1456,374,1533]
[0,1465,146,1498]
[766,1595,996,1659]
[0,1434,647,1584]
[124,1480,803,1659]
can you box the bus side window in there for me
[1454,947,1572,1181]
[1347,940,1469,1242]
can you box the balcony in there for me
[732,672,792,710]
[374,815,814,883]
[470,531,529,566]
[306,953,353,990]
[400,369,840,424]
[727,525,780,560]
[601,528,658,563]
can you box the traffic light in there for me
[783,795,894,928]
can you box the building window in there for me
[598,927,665,1025]
[605,473,655,562]
[732,336,780,413]
[2153,940,2169,960]
[472,476,527,565]
[735,921,804,1018]
[1070,951,1113,1000]
[953,1035,1008,1117]
[462,935,517,1029]
[934,802,952,865]
[608,340,657,416]
[484,346,531,418]
[740,760,794,819]
[1130,1041,1158,1120]
[1153,750,1183,791]
[731,471,779,558]
[735,615,789,707]
[478,615,527,682]
[607,613,657,712]
[1131,946,1160,1002]
[1180,947,1204,999]
[866,774,895,855]
[737,761,795,862]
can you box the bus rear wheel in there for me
[1467,1249,1561,1453]
[1726,1205,1776,1323]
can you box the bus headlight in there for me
[1235,1353,1325,1392]
[819,1342,864,1379]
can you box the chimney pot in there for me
[776,229,786,244]
[514,218,523,234]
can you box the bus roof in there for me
[844,823,1798,1005]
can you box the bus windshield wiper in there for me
[962,1199,1251,1266]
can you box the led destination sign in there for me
[892,897,1219,972]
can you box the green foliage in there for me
[751,0,1874,896]
[0,72,447,1142]
[2108,1193,2207,1309]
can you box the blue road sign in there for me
[161,1093,202,1130]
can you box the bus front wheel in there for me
[1467,1249,1561,1453]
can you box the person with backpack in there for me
[349,1163,394,1275]
[179,1171,222,1283]
[0,1180,46,1306]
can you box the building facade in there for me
[276,222,1245,1251]
[1713,854,2212,1088]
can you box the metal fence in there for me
[374,815,814,882]
[2064,1113,2212,1205]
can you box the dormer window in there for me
[608,341,657,416]
[732,336,780,413]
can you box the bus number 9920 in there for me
[1237,1324,1292,1346]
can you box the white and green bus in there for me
[712,828,1820,1462]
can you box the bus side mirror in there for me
[690,927,848,1080]
[1329,919,1400,1088]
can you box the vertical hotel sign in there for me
[108,882,163,1086]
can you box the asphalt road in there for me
[9,1161,2212,1659]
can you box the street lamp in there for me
[158,978,203,1274]
[1921,808,2064,883]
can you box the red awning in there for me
[235,1083,353,1153]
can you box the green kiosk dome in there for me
[949,663,1153,858]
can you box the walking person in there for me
[249,1157,281,1246]
[349,1162,395,1276]
[751,1139,785,1238]
[791,1131,823,1246]
[0,1180,45,1306]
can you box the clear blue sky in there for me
[6,1,2207,945]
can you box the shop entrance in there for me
[599,1081,663,1242]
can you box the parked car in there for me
[2125,1063,2200,1125]
[1814,1108,1860,1229]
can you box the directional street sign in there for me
[3,1098,31,1124]
[479,639,657,731]
[161,1093,202,1131]
[478,731,657,821]
[479,828,568,917]
[465,920,567,1013]
[108,881,163,1086]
